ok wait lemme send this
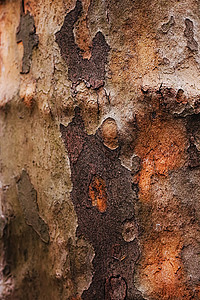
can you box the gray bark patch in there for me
[16,170,49,243]
[16,11,39,74]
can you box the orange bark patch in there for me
[135,118,187,201]
[136,234,191,299]
[89,175,107,212]
[134,108,191,298]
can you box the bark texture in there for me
[0,0,200,299]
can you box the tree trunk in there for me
[0,0,200,299]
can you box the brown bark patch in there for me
[105,276,127,300]
[60,107,143,299]
[55,0,110,89]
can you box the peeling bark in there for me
[1,0,200,299]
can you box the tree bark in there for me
[0,0,200,299]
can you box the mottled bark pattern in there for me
[1,0,200,299]
[60,108,143,300]
[55,0,110,89]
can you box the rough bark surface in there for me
[0,0,200,299]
